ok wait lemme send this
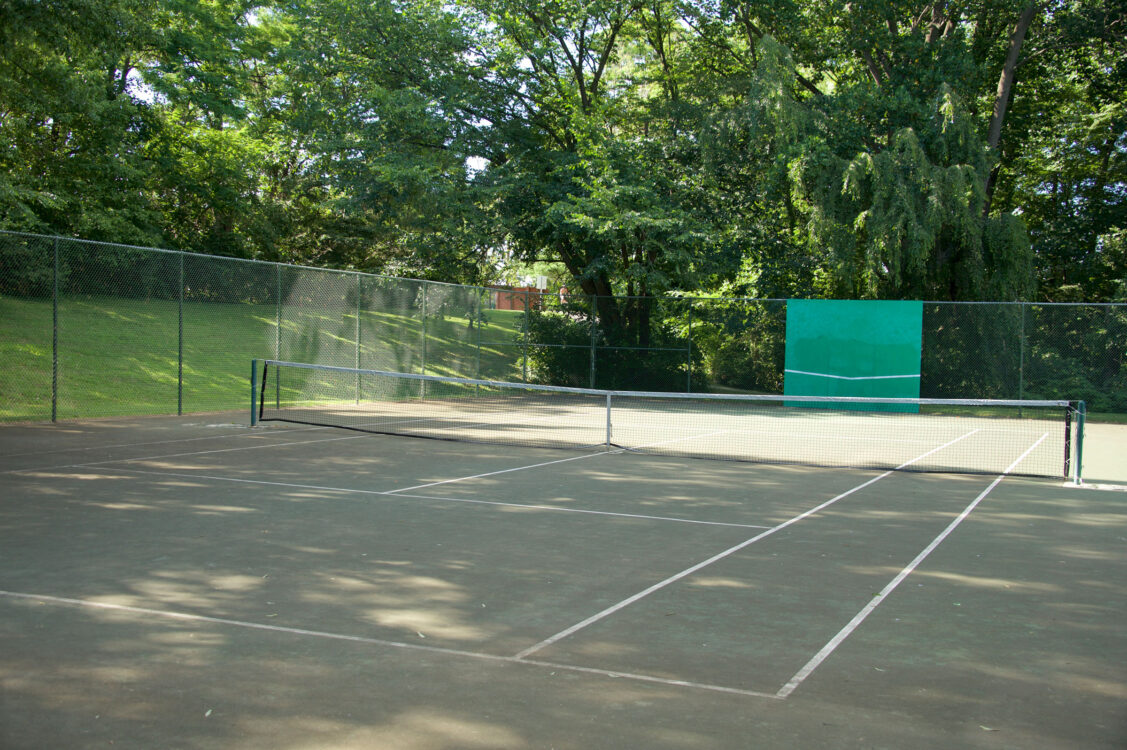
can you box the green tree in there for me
[475,0,720,346]
[996,0,1126,301]
[688,1,1061,301]
[1,0,1120,305]
[138,0,269,257]
[257,0,493,280]
[0,0,160,242]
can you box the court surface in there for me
[1,414,1125,749]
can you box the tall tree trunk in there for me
[557,238,622,330]
[984,2,1039,213]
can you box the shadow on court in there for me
[1,416,1124,749]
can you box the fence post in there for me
[178,252,184,415]
[1019,302,1026,402]
[355,274,362,403]
[589,296,597,389]
[475,287,482,381]
[421,283,428,397]
[522,290,529,383]
[275,264,281,360]
[51,237,58,423]
[686,302,693,393]
[274,264,282,411]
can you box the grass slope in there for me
[0,294,525,422]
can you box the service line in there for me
[99,467,768,529]
[513,428,980,661]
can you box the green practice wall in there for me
[784,300,923,412]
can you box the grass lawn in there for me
[0,294,526,422]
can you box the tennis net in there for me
[254,360,1083,479]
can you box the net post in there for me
[266,360,275,416]
[1074,401,1086,484]
[605,392,612,450]
[1064,403,1072,479]
[250,359,258,426]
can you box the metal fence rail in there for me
[2,230,1124,422]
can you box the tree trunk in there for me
[556,238,623,331]
[984,2,1039,212]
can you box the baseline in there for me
[0,590,779,700]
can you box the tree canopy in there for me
[1,0,1123,300]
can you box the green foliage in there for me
[686,299,786,393]
[0,0,161,242]
[522,306,691,391]
[921,302,1024,399]
[1,0,1122,304]
[792,83,1034,300]
[1024,304,1127,412]
[522,310,594,388]
[993,0,1126,302]
[0,236,53,296]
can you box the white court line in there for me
[0,590,778,700]
[622,428,733,451]
[784,369,921,381]
[385,451,610,494]
[4,432,378,474]
[97,467,767,529]
[1065,481,1127,493]
[512,473,890,660]
[1,427,988,699]
[0,425,300,460]
[383,424,772,494]
[389,492,770,529]
[17,422,737,525]
[774,432,1050,699]
[658,424,963,448]
[512,429,981,661]
[0,423,333,469]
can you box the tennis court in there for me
[2,404,1125,748]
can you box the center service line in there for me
[775,432,1049,699]
[513,429,981,661]
[383,425,739,495]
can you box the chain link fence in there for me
[2,230,1124,423]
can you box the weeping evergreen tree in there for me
[794,85,1034,301]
